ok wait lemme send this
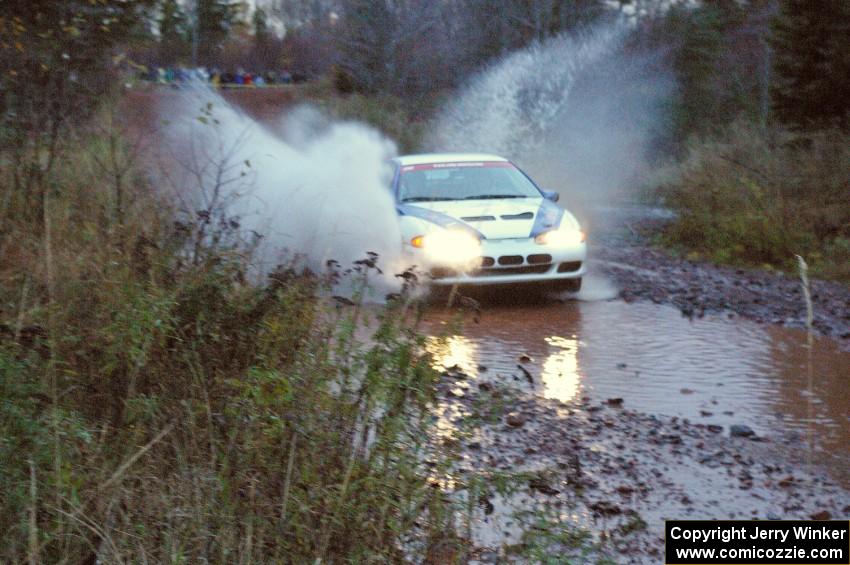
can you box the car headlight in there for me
[535,226,585,246]
[411,230,482,266]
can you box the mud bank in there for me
[591,231,850,350]
[435,370,849,563]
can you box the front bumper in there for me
[406,238,587,286]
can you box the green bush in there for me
[659,121,850,280]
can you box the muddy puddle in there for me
[422,294,850,488]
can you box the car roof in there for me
[394,153,509,166]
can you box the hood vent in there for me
[500,212,534,220]
[461,215,496,222]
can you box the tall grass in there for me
[0,109,460,562]
[659,121,850,281]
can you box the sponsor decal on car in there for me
[400,161,514,172]
[529,199,564,238]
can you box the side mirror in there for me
[541,190,559,202]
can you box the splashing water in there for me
[429,24,674,300]
[429,24,673,212]
[157,86,404,281]
[429,26,625,157]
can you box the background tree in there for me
[192,0,239,66]
[771,0,850,130]
[333,0,609,98]
[272,0,339,78]
[640,0,775,151]
[273,0,339,28]
[253,7,270,49]
[334,0,394,94]
[509,0,607,42]
[0,0,152,222]
[251,7,279,69]
[443,0,607,74]
[158,0,190,64]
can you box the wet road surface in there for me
[418,284,848,562]
[423,293,850,487]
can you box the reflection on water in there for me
[540,336,581,402]
[434,399,466,441]
[426,334,479,377]
[426,333,582,403]
[763,324,849,469]
[422,299,850,486]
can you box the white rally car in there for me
[392,153,586,291]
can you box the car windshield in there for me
[398,162,541,202]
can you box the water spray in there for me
[156,85,404,286]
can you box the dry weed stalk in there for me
[796,254,814,470]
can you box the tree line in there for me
[1,0,848,151]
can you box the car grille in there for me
[475,253,556,277]
[527,253,552,264]
[475,264,552,276]
[498,255,523,265]
[429,256,580,280]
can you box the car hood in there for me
[405,197,554,239]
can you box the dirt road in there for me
[593,221,850,349]
[424,218,850,563]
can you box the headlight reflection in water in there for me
[426,335,479,377]
[426,333,582,403]
[541,335,581,402]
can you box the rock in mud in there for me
[479,495,495,515]
[810,510,832,521]
[730,425,755,438]
[529,477,560,496]
[506,411,527,427]
[589,500,623,516]
[606,397,624,407]
[475,549,499,564]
